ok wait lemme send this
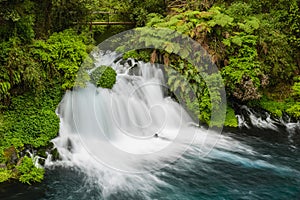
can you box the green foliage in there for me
[0,0,35,43]
[259,96,287,117]
[90,66,117,89]
[224,2,253,18]
[0,84,61,166]
[0,91,54,182]
[0,169,12,183]
[287,0,300,48]
[164,59,224,127]
[82,0,166,28]
[51,0,91,32]
[286,103,300,119]
[165,61,205,122]
[128,0,166,26]
[207,9,234,28]
[286,80,300,119]
[224,106,238,127]
[146,5,267,102]
[250,94,300,119]
[257,14,296,84]
[16,156,44,184]
[222,34,263,101]
[0,38,33,101]
[147,10,209,34]
[0,4,92,184]
[146,13,165,27]
[145,1,300,123]
[292,81,300,100]
[123,50,152,62]
[32,30,89,89]
[0,0,98,39]
[0,30,91,103]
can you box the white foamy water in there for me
[45,52,298,198]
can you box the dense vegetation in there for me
[123,0,300,125]
[0,0,299,183]
[90,66,117,89]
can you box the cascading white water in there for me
[46,51,298,198]
[237,105,300,135]
[47,51,204,197]
[53,51,204,172]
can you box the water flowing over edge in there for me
[43,51,300,199]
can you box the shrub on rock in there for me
[90,66,117,89]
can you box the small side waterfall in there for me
[236,105,300,146]
[237,105,300,132]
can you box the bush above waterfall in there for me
[90,66,117,89]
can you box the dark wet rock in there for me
[38,158,45,166]
[37,149,47,158]
[128,64,139,76]
[50,148,60,161]
[67,138,73,152]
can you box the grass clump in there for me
[16,156,44,184]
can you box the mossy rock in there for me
[4,146,18,168]
[90,66,117,89]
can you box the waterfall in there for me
[45,51,299,198]
[51,51,204,172]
